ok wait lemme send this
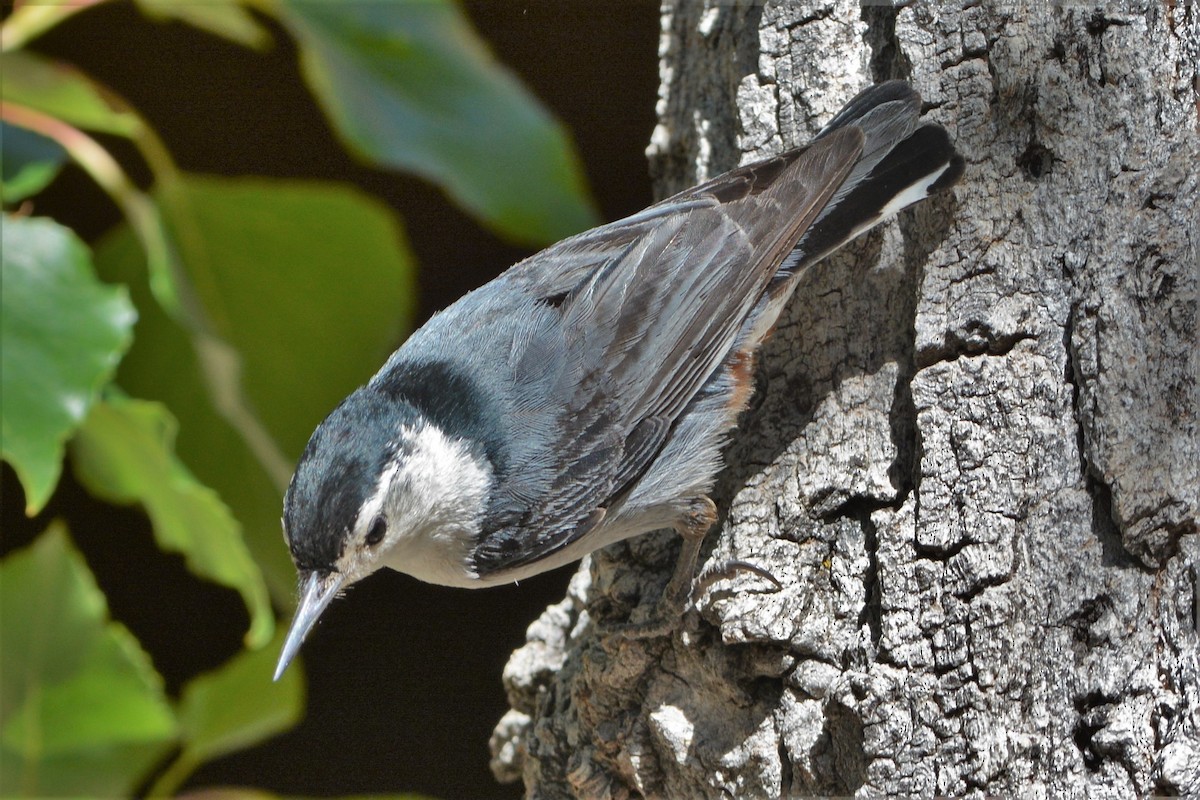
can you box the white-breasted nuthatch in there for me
[274,81,963,679]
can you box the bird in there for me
[273,81,963,680]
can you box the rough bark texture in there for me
[490,2,1199,797]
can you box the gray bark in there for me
[491,2,1200,797]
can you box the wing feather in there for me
[471,127,865,574]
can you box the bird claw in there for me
[691,558,783,601]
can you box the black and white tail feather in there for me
[797,81,963,267]
[703,80,963,294]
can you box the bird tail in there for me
[775,81,964,281]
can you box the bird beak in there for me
[273,570,345,681]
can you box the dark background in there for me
[1,2,659,797]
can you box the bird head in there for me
[273,386,493,680]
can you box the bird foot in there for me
[692,558,782,599]
[599,558,782,643]
[597,497,781,643]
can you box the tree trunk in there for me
[490,3,1200,797]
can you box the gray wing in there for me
[471,126,865,575]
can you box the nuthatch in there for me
[274,81,963,679]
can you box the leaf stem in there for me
[144,749,198,799]
[1,101,183,315]
[1,0,106,52]
[2,102,293,493]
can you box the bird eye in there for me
[366,516,387,547]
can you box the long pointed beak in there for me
[274,570,345,681]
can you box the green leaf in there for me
[134,0,272,50]
[177,623,303,768]
[0,51,140,137]
[277,0,600,245]
[0,524,177,797]
[0,215,136,514]
[156,175,417,457]
[71,395,274,648]
[94,174,416,603]
[1,121,66,202]
[146,620,304,796]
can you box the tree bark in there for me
[490,2,1200,797]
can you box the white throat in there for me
[357,422,493,587]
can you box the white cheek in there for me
[338,462,403,584]
[357,423,493,588]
